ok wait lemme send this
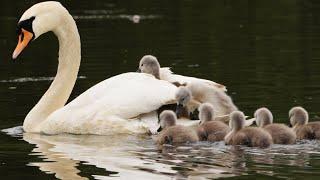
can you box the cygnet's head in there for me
[199,103,215,124]
[160,110,177,129]
[254,107,273,127]
[289,106,309,126]
[138,55,161,79]
[175,87,192,106]
[12,2,72,59]
[175,87,192,118]
[229,111,245,131]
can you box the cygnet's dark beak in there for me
[136,68,141,72]
[175,104,185,118]
[157,126,163,132]
[288,123,293,128]
[252,119,257,126]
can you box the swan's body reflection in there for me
[23,133,176,179]
[22,132,239,179]
[25,135,84,179]
[19,130,320,179]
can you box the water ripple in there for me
[0,76,86,83]
[1,126,23,137]
[2,126,320,179]
[73,14,161,21]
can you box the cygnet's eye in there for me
[141,64,144,67]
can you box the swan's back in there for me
[67,72,176,116]
[159,67,226,91]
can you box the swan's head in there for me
[160,110,177,129]
[254,107,273,127]
[138,55,161,79]
[199,103,215,124]
[12,2,69,59]
[289,106,309,126]
[229,111,245,131]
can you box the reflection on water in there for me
[73,14,161,21]
[21,129,175,179]
[0,76,86,83]
[3,126,320,179]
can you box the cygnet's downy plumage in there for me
[156,110,199,147]
[175,86,200,119]
[174,86,233,121]
[185,82,238,117]
[224,111,273,148]
[255,107,296,144]
[289,106,320,140]
[138,55,161,79]
[197,103,230,142]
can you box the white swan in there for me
[12,2,178,135]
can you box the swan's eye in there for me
[17,16,35,34]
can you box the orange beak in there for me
[12,28,33,59]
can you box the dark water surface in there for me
[1,0,320,179]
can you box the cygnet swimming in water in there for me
[197,103,230,142]
[289,106,320,140]
[156,110,199,147]
[224,111,273,148]
[255,107,296,144]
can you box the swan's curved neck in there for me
[23,13,81,132]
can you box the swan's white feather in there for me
[159,67,227,91]
[40,72,177,135]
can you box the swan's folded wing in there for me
[65,72,176,112]
[42,73,178,134]
[91,73,178,119]
[159,67,227,91]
